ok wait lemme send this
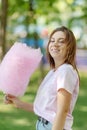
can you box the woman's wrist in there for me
[16,100,24,109]
[16,100,33,112]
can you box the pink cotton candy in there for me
[0,42,43,97]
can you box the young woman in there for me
[4,26,79,130]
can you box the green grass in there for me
[72,71,87,130]
[0,69,87,130]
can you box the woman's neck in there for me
[54,59,65,71]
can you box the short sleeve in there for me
[56,65,77,94]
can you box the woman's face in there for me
[48,31,67,62]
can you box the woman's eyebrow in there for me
[58,38,65,40]
[50,37,55,40]
[50,37,65,41]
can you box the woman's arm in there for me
[4,94,34,112]
[52,89,71,130]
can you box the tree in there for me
[0,0,8,58]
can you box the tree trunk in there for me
[0,0,8,59]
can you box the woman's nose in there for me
[54,41,58,46]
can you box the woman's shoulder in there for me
[56,64,79,82]
[58,63,74,72]
[55,63,79,78]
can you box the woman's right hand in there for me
[4,94,34,112]
[4,94,22,108]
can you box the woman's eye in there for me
[50,40,54,42]
[58,40,64,43]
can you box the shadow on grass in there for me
[0,100,37,130]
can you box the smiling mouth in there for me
[51,48,60,52]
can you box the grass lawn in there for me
[72,71,87,130]
[0,69,87,130]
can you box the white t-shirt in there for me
[34,64,79,130]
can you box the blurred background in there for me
[0,0,87,130]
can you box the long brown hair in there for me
[47,26,78,72]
